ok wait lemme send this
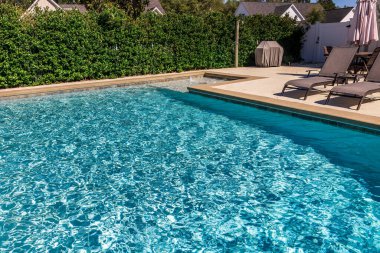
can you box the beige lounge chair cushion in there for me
[331,82,380,97]
[285,76,334,89]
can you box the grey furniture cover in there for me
[255,41,284,67]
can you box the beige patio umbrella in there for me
[349,0,379,48]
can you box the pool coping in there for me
[188,82,380,134]
[0,71,255,99]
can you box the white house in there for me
[23,0,87,16]
[323,7,355,23]
[23,0,166,16]
[145,0,166,15]
[235,2,323,22]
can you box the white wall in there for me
[302,18,380,63]
[301,22,352,62]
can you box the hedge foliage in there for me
[0,4,304,88]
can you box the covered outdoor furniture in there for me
[281,47,358,100]
[255,41,283,67]
[325,52,380,110]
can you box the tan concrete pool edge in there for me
[0,71,253,99]
[188,83,380,133]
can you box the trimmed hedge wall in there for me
[0,5,304,88]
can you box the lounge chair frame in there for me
[352,47,380,76]
[325,81,380,110]
[281,47,358,100]
[281,73,343,100]
[325,50,380,110]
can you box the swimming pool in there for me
[0,82,379,252]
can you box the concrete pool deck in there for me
[188,66,380,132]
[206,66,380,117]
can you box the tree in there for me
[1,0,150,18]
[0,0,36,9]
[317,0,336,10]
[161,0,225,14]
[115,0,149,18]
[306,7,325,24]
[223,0,239,15]
[246,0,311,2]
[81,0,149,18]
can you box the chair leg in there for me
[304,89,310,100]
[325,92,332,105]
[281,85,287,95]
[357,97,365,110]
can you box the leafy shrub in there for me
[0,5,304,88]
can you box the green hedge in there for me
[0,4,304,88]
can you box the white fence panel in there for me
[301,21,380,63]
[301,22,351,63]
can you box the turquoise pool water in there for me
[0,83,379,252]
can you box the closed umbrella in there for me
[349,0,379,47]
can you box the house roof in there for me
[240,2,286,16]
[274,4,292,16]
[239,2,322,17]
[145,0,165,14]
[293,3,323,18]
[59,4,87,13]
[324,7,354,23]
[25,0,62,15]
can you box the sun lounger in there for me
[325,51,380,110]
[281,47,358,100]
[350,47,380,75]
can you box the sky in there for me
[311,0,357,8]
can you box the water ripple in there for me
[0,84,378,252]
